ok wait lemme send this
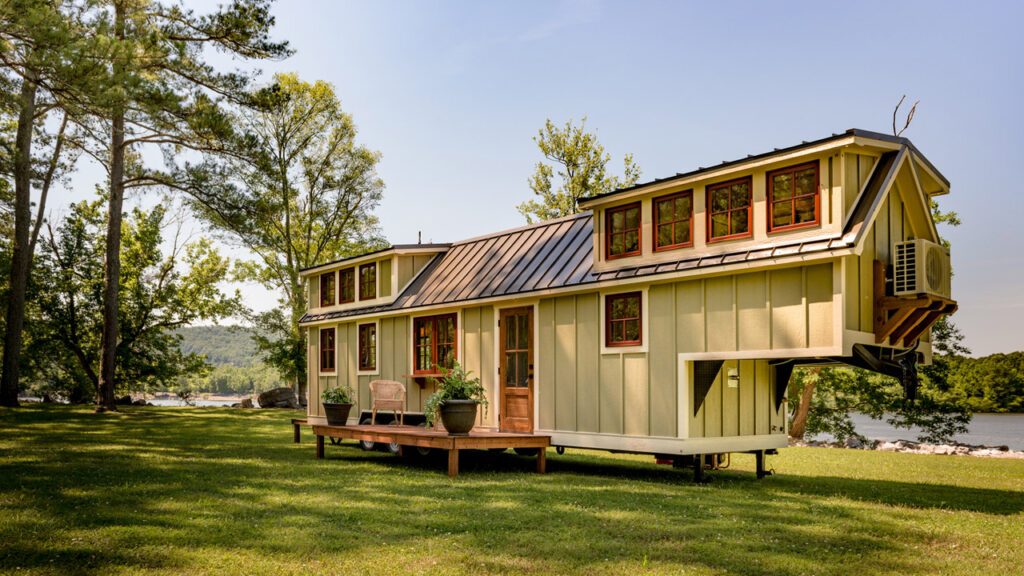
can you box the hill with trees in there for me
[175,326,283,395]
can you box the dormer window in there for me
[319,272,335,307]
[359,263,376,300]
[339,268,355,304]
[707,177,752,242]
[654,191,693,251]
[605,202,641,260]
[768,162,819,232]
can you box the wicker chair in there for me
[369,380,406,425]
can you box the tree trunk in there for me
[97,2,125,413]
[0,74,38,408]
[788,367,821,440]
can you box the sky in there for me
[53,0,1024,356]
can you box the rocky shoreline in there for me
[791,437,1024,459]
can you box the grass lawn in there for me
[1,405,1022,575]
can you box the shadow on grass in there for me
[2,405,1022,576]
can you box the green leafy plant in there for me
[424,361,488,426]
[321,384,354,405]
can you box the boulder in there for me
[132,398,149,406]
[258,387,298,409]
[240,398,254,409]
[116,395,133,406]
[844,436,866,450]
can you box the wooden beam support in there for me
[448,448,459,478]
[901,302,958,346]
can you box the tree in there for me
[193,72,387,402]
[518,117,641,223]
[0,0,81,407]
[27,196,240,402]
[69,0,289,411]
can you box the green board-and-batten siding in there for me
[535,263,829,438]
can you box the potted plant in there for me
[424,361,489,435]
[321,384,355,426]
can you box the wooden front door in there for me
[499,307,534,433]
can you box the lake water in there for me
[810,413,1024,450]
[147,397,242,407]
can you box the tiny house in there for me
[298,129,956,462]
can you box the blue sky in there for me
[56,1,1024,355]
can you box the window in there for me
[339,268,355,304]
[605,202,642,259]
[319,272,335,307]
[768,162,819,232]
[413,313,457,373]
[359,263,376,300]
[606,292,642,347]
[358,323,376,371]
[319,328,336,372]
[707,177,752,242]
[653,191,693,251]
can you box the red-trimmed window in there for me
[319,327,336,373]
[768,162,819,232]
[339,268,355,304]
[653,191,693,251]
[707,177,752,242]
[605,202,642,259]
[606,292,642,347]
[359,263,376,300]
[319,272,335,307]
[413,313,457,373]
[358,323,376,371]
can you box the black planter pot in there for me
[323,402,353,426]
[439,399,478,435]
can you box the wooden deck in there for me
[312,424,551,477]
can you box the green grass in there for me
[1,405,1022,575]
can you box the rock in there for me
[230,403,241,408]
[132,398,148,406]
[116,395,133,405]
[258,387,298,408]
[240,398,254,409]
[844,436,866,449]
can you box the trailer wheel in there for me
[555,446,565,455]
[513,447,539,456]
[382,418,401,454]
[414,422,432,457]
[358,418,376,451]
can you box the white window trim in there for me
[356,319,380,376]
[599,287,649,355]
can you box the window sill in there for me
[600,345,648,355]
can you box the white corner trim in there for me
[677,356,690,439]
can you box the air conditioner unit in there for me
[893,239,951,298]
